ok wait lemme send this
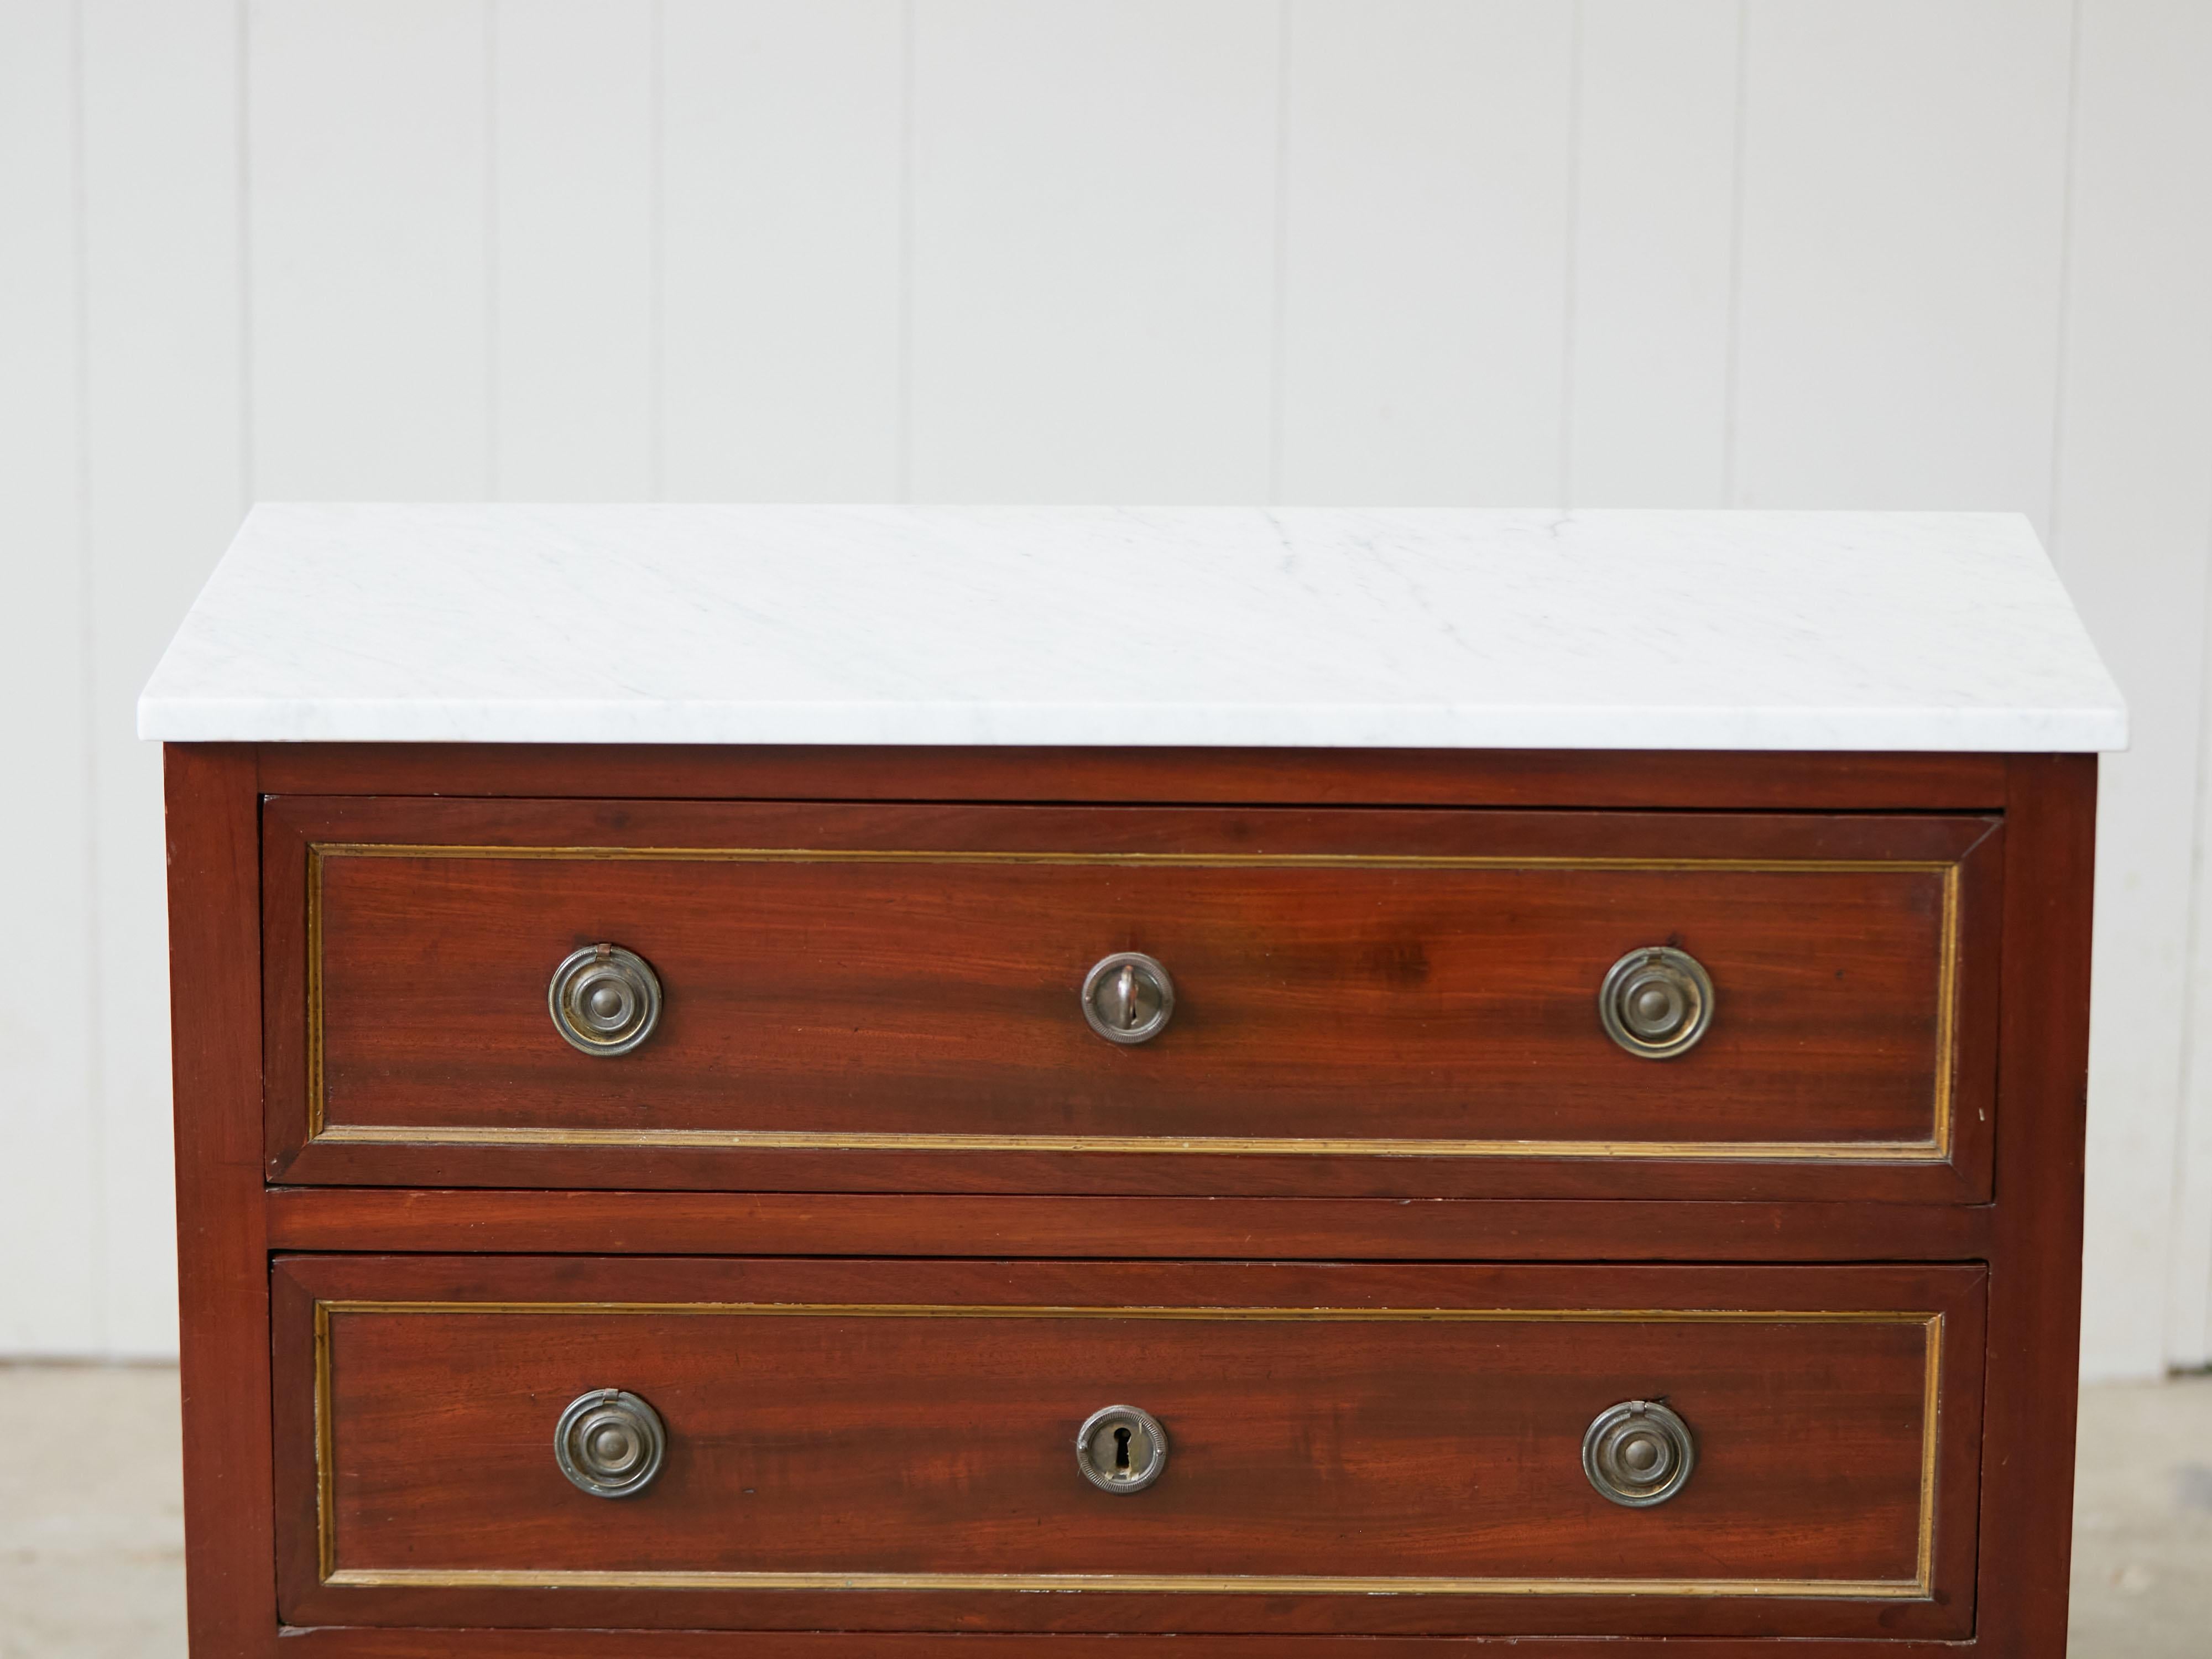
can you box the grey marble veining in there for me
[137,504,2126,750]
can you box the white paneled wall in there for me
[81,0,246,1352]
[4,0,2210,1374]
[2063,0,2212,1375]
[915,1,1282,500]
[1731,1,2074,513]
[662,1,906,499]
[1,1,98,1355]
[1280,2,1574,503]
[1567,0,1740,507]
[492,0,658,499]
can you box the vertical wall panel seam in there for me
[648,0,665,500]
[2073,0,2211,1370]
[1719,0,1750,507]
[67,0,107,1355]
[2166,0,2209,1359]
[896,0,917,502]
[2176,356,2212,1362]
[2183,493,2212,1366]
[2203,464,2212,1369]
[1556,0,1583,510]
[1265,0,1291,505]
[236,0,254,511]
[484,0,499,498]
[2045,0,2085,550]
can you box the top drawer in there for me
[263,799,1999,1201]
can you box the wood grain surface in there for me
[267,1633,1985,1658]
[271,1255,1984,1640]
[261,1187,1999,1260]
[267,798,1998,1199]
[1971,754,2099,1656]
[153,739,2095,1656]
[165,746,279,1656]
[251,743,2013,811]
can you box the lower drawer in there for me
[273,1256,1986,1639]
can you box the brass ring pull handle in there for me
[1583,1399,1695,1507]
[1081,953,1175,1045]
[549,943,663,1056]
[1076,1404,1169,1493]
[554,1389,667,1498]
[1598,946,1715,1059]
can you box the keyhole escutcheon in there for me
[1076,1404,1168,1494]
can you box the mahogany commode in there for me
[144,505,2125,1656]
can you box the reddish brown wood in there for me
[1973,754,2099,1657]
[260,784,310,1191]
[262,1187,1998,1260]
[265,1140,1994,1201]
[165,745,281,1658]
[272,1256,1983,1640]
[273,1631,1981,1657]
[266,797,1996,1201]
[251,741,2012,810]
[155,739,2102,1656]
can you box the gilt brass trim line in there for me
[312,841,1961,873]
[316,1299,1943,1324]
[304,848,325,1136]
[309,1122,1945,1160]
[312,1301,336,1583]
[310,1299,1942,1599]
[304,844,1960,1162]
[321,1566,1926,1600]
[1934,861,1960,1157]
[1917,1312,1944,1592]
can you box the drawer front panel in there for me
[272,1256,1985,1638]
[266,799,1999,1198]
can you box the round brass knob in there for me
[1598,947,1714,1059]
[554,1388,666,1498]
[1075,1404,1168,1493]
[1582,1399,1695,1507]
[549,943,662,1056]
[1081,953,1175,1045]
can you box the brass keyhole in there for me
[1076,1404,1168,1493]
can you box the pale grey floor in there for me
[1,1364,2203,1655]
[2069,1372,2212,1656]
[0,1368,186,1659]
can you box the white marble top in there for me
[137,504,2126,751]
